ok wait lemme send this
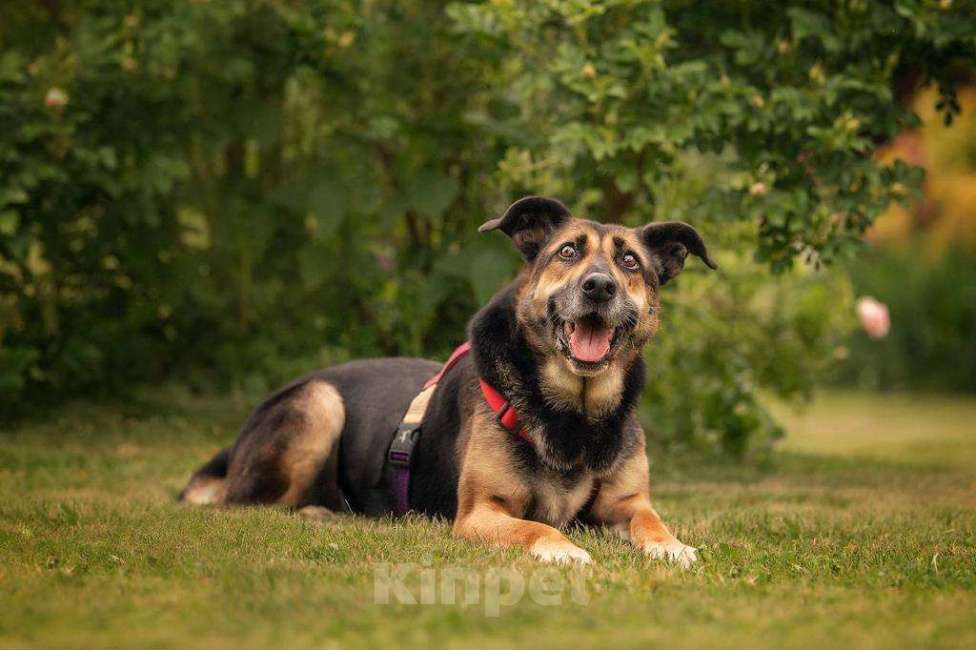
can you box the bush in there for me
[1,1,973,456]
[0,0,509,403]
[641,259,853,458]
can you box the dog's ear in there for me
[479,196,572,261]
[639,221,718,285]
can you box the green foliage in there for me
[449,0,958,268]
[834,244,976,392]
[642,262,853,458]
[0,0,512,403]
[1,1,973,454]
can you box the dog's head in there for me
[480,196,717,377]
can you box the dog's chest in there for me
[527,472,595,529]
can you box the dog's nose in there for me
[581,272,617,303]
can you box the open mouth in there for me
[560,314,617,365]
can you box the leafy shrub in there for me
[0,0,508,404]
[642,259,853,459]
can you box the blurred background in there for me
[1,0,974,460]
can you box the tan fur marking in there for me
[540,355,626,416]
[584,366,625,415]
[532,473,595,528]
[530,223,600,309]
[181,476,226,505]
[279,381,345,506]
[629,509,676,546]
[603,227,661,345]
[540,357,582,411]
[601,228,649,312]
[456,409,530,514]
[589,434,696,564]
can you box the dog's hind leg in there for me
[179,447,231,504]
[223,380,347,511]
[277,381,346,508]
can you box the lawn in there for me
[1,388,974,649]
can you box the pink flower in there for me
[374,252,395,273]
[749,182,768,197]
[856,296,890,340]
[44,87,69,108]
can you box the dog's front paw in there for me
[530,538,593,565]
[641,540,698,569]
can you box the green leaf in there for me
[406,171,459,220]
[0,210,19,235]
[297,241,334,290]
[466,246,515,304]
[787,8,841,52]
[308,179,348,239]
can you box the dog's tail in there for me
[178,447,231,504]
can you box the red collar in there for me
[425,342,530,443]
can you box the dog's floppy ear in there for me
[479,196,572,261]
[639,221,718,285]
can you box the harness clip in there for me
[388,423,421,468]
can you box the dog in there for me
[180,196,716,566]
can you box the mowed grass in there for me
[1,389,975,649]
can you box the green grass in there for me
[1,389,975,649]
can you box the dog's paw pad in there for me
[530,539,593,565]
[642,541,698,568]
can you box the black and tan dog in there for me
[180,196,716,566]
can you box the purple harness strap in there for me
[388,342,473,516]
[388,423,421,515]
[393,468,410,514]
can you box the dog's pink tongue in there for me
[569,323,612,362]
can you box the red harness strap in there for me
[423,341,529,442]
[423,341,473,389]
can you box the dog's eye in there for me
[558,244,577,260]
[621,252,640,270]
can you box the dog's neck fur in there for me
[469,283,644,473]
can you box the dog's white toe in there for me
[642,540,698,568]
[530,539,593,565]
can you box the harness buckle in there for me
[388,423,421,468]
